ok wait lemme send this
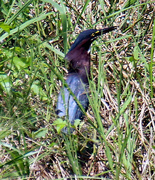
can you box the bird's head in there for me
[65,27,116,60]
[65,27,116,82]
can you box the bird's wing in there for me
[56,74,89,125]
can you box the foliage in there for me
[0,0,154,179]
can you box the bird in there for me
[56,27,116,133]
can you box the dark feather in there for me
[56,74,89,132]
[56,27,116,133]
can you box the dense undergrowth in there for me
[0,0,154,179]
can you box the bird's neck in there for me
[66,47,91,83]
[68,54,90,83]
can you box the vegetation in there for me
[0,0,154,179]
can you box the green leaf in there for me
[0,22,12,32]
[52,118,67,134]
[34,128,48,138]
[0,74,12,93]
[120,94,132,114]
[133,46,139,60]
[31,80,40,95]
[124,0,137,8]
[105,145,114,171]
[13,57,29,69]
[126,56,134,62]
[74,119,81,129]
[31,80,48,101]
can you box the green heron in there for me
[56,27,116,133]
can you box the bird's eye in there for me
[91,31,100,37]
[91,33,95,37]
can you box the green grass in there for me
[0,0,154,179]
